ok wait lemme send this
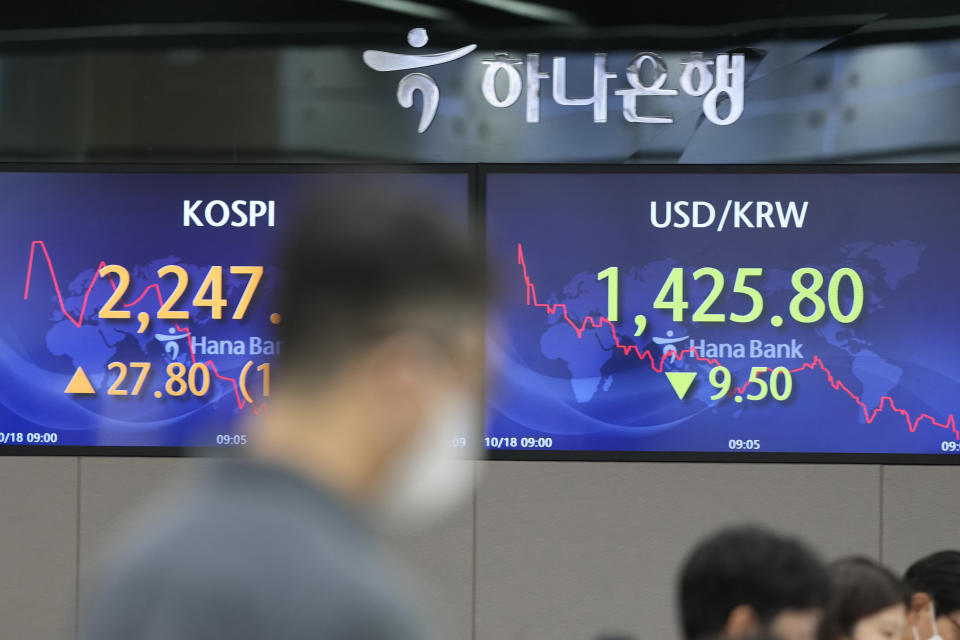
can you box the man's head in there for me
[902,551,960,640]
[254,187,486,528]
[679,526,830,640]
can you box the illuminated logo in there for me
[362,28,477,133]
[362,28,745,133]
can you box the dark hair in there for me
[820,557,910,640]
[679,525,829,640]
[275,187,486,380]
[904,551,960,615]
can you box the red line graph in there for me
[516,243,958,439]
[23,240,266,414]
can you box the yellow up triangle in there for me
[65,366,96,394]
[665,371,697,400]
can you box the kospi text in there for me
[183,200,276,227]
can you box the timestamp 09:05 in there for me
[728,439,760,451]
[485,437,554,449]
[0,432,59,444]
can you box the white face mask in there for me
[913,601,944,640]
[372,391,479,533]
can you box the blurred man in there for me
[83,191,486,640]
[679,526,830,640]
[903,551,960,640]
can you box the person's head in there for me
[902,551,960,640]
[254,187,486,528]
[820,557,909,640]
[679,525,830,640]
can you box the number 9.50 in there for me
[710,365,793,402]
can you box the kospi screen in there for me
[0,167,469,452]
[484,168,960,461]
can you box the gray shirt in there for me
[83,459,427,640]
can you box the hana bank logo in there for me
[156,327,188,362]
[362,27,745,133]
[362,28,477,133]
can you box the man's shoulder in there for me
[85,465,425,639]
[110,464,377,585]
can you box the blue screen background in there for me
[0,171,468,447]
[485,172,960,455]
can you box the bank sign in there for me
[362,27,745,133]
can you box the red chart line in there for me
[516,242,958,439]
[23,240,265,414]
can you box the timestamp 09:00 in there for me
[485,437,554,449]
[0,432,59,444]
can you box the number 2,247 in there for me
[98,265,263,321]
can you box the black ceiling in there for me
[0,1,957,50]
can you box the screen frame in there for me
[0,162,477,457]
[479,163,960,465]
[3,162,958,463]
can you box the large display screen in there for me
[484,168,960,461]
[0,168,469,451]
